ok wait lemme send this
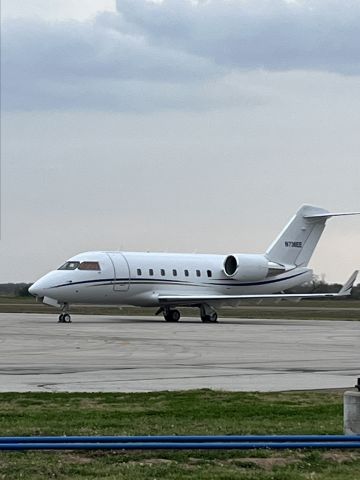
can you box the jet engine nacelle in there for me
[223,254,269,281]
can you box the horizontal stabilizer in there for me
[304,212,360,219]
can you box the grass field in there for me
[0,296,359,321]
[0,390,359,479]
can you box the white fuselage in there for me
[30,251,313,307]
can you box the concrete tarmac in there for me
[0,313,359,393]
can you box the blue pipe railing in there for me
[1,441,360,450]
[0,435,360,450]
[1,435,359,443]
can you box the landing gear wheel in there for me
[58,303,71,323]
[164,309,181,322]
[58,313,71,323]
[200,309,218,323]
[199,303,217,323]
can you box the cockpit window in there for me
[58,261,80,270]
[78,261,101,271]
[58,261,101,271]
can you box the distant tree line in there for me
[287,279,360,299]
[0,280,359,299]
[0,283,33,297]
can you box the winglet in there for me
[337,271,359,296]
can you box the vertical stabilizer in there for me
[265,204,331,267]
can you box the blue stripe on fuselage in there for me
[49,271,307,290]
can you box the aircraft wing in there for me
[158,271,358,306]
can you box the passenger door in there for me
[106,253,130,291]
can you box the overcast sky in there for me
[1,0,360,283]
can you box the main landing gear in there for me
[156,304,218,323]
[58,304,72,323]
[155,307,181,322]
[200,304,218,323]
[164,308,181,322]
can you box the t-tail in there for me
[265,204,360,267]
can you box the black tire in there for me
[58,314,64,323]
[63,314,71,323]
[201,312,218,323]
[165,309,180,322]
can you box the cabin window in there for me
[207,270,212,278]
[58,261,80,270]
[160,269,165,276]
[137,268,142,276]
[173,269,177,277]
[184,269,189,277]
[196,269,201,277]
[149,268,154,276]
[78,261,101,271]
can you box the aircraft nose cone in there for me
[29,281,44,297]
[28,283,37,296]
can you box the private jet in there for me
[29,204,359,323]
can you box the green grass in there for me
[0,390,359,479]
[0,296,359,320]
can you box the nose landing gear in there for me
[58,304,72,323]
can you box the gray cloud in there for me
[3,14,224,111]
[2,0,360,111]
[118,0,360,74]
